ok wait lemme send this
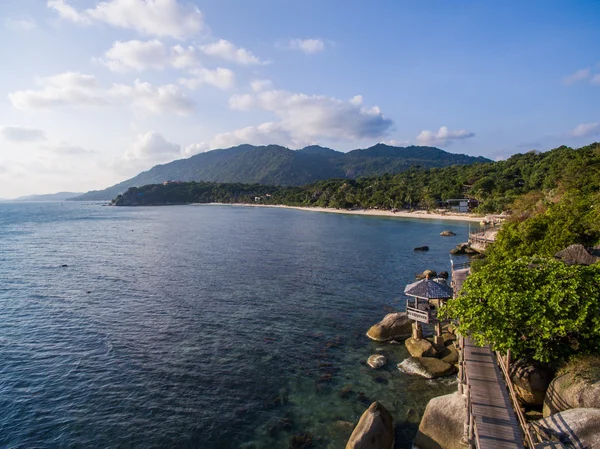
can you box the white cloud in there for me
[45,142,94,155]
[124,132,181,161]
[380,139,410,147]
[47,0,203,39]
[228,94,254,111]
[99,39,199,72]
[9,72,194,115]
[189,87,392,152]
[284,38,326,54]
[186,122,296,156]
[179,67,235,90]
[570,122,599,137]
[250,79,273,92]
[4,18,37,31]
[200,39,267,65]
[563,68,591,85]
[416,126,475,145]
[0,126,46,142]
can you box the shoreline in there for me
[191,203,484,223]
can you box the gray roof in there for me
[404,278,454,299]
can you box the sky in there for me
[0,0,599,198]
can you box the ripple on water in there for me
[0,202,472,448]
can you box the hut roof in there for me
[404,278,454,299]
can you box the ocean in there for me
[0,202,471,448]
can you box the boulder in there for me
[366,312,413,342]
[367,354,387,369]
[449,243,469,255]
[414,246,430,251]
[543,369,600,416]
[345,402,394,449]
[440,230,456,236]
[530,408,600,449]
[438,271,449,279]
[398,357,454,379]
[439,344,459,365]
[413,392,468,449]
[441,332,456,345]
[554,244,600,265]
[405,337,438,358]
[509,359,554,406]
[416,269,437,280]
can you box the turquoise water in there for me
[0,202,471,448]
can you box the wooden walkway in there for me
[464,339,524,448]
[453,264,526,448]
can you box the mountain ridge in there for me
[73,143,490,201]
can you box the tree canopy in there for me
[441,258,600,365]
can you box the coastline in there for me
[191,203,484,223]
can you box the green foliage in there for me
[441,257,600,365]
[112,143,600,215]
[76,143,488,201]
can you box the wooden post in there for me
[412,321,423,340]
[506,349,511,376]
[433,321,443,345]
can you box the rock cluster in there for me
[440,230,456,236]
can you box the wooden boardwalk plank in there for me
[464,337,524,449]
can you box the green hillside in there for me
[111,143,600,214]
[73,143,489,201]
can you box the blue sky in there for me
[0,0,599,197]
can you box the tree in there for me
[441,257,600,365]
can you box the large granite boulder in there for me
[554,244,600,265]
[367,354,387,369]
[416,269,437,280]
[543,368,600,416]
[413,392,467,449]
[509,359,554,406]
[531,408,600,448]
[398,357,454,379]
[405,337,438,358]
[366,312,412,342]
[345,402,394,449]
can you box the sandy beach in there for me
[192,203,484,222]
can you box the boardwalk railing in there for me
[496,351,539,448]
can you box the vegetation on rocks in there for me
[441,143,600,366]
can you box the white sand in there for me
[191,203,484,223]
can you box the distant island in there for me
[11,192,83,202]
[72,143,490,201]
[111,143,597,215]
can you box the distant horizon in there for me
[1,0,599,197]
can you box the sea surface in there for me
[0,202,473,448]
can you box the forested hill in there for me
[72,143,489,201]
[112,143,600,214]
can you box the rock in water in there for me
[413,392,468,449]
[366,312,412,342]
[440,230,456,236]
[531,408,600,448]
[416,269,437,280]
[398,357,454,379]
[509,359,553,406]
[345,402,394,449]
[405,337,438,358]
[367,354,387,369]
[414,246,429,251]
